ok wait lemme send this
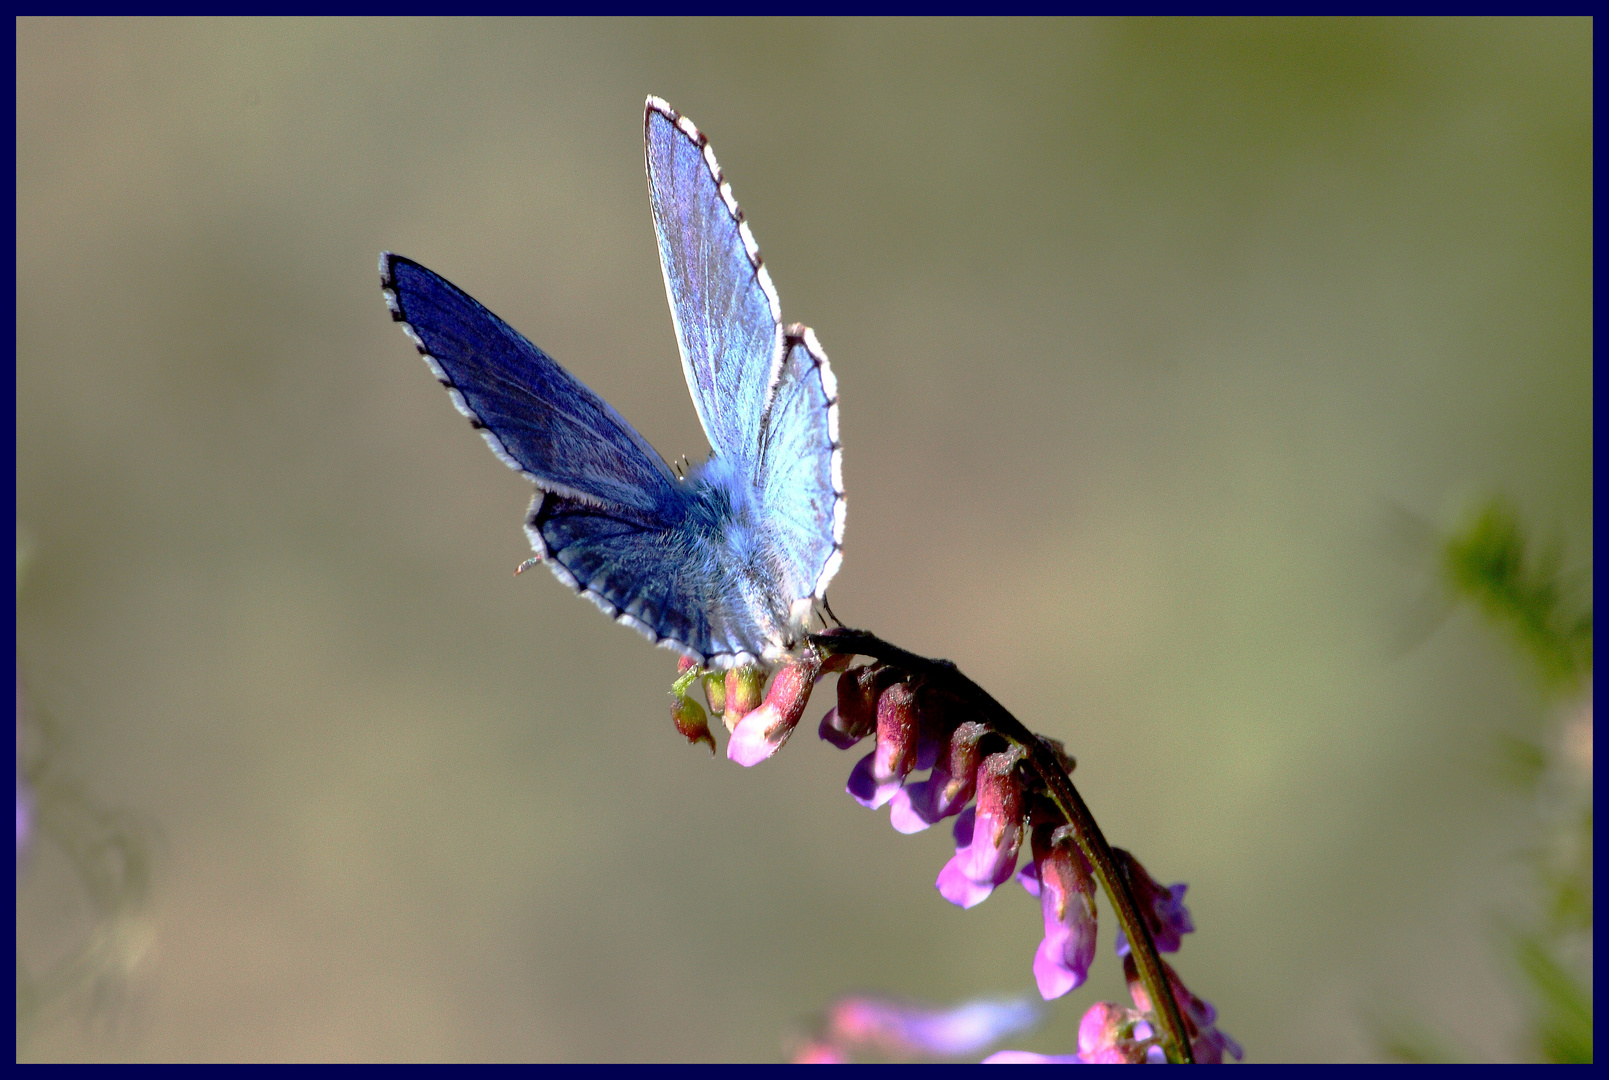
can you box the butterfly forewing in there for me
[645,100,781,471]
[385,254,728,663]
[382,255,681,520]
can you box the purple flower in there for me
[846,680,919,808]
[1027,824,1098,1000]
[817,707,857,749]
[1181,993,1243,1065]
[983,1001,1158,1064]
[1124,954,1242,1064]
[818,663,892,749]
[984,1001,1156,1065]
[1110,848,1194,957]
[814,994,1044,1061]
[1076,1001,1155,1064]
[936,748,1025,909]
[980,1050,1085,1064]
[1016,859,1041,898]
[889,721,986,834]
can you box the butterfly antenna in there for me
[821,597,844,628]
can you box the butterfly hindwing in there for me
[757,327,846,610]
[645,99,781,471]
[524,492,723,660]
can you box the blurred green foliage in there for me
[1510,926,1591,1063]
[1442,499,1592,693]
[1384,497,1592,1063]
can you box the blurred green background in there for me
[16,18,1592,1062]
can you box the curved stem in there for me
[808,629,1195,1065]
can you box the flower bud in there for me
[935,747,1025,909]
[1076,1001,1153,1064]
[727,653,822,767]
[1028,824,1097,1000]
[723,665,768,732]
[1124,954,1242,1064]
[701,671,726,717]
[875,681,919,777]
[816,650,854,678]
[889,721,987,834]
[1110,847,1194,957]
[671,693,715,755]
[845,679,919,809]
[820,664,891,749]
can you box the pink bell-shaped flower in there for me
[936,747,1025,908]
[845,680,920,808]
[727,652,846,767]
[1019,823,1098,1000]
[889,720,987,834]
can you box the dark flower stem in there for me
[808,629,1195,1065]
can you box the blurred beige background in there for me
[16,18,1591,1062]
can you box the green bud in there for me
[702,671,726,717]
[671,693,716,755]
[723,665,768,732]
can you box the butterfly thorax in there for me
[681,452,803,664]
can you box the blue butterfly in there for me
[380,97,844,669]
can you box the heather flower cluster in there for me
[669,636,1240,1063]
